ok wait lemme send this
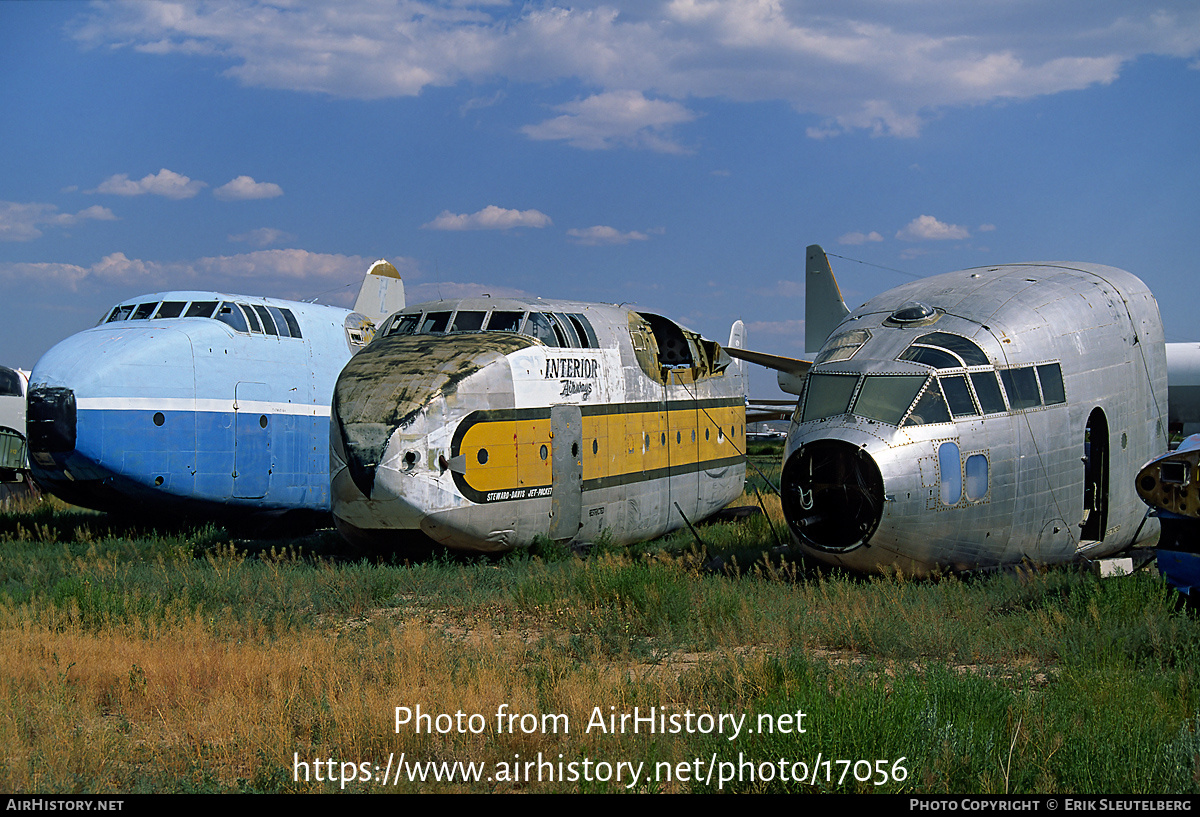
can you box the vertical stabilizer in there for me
[354,260,406,324]
[805,244,849,354]
[727,319,747,396]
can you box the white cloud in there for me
[0,249,417,300]
[213,175,283,201]
[69,2,1200,139]
[838,230,884,245]
[896,215,970,241]
[522,90,697,152]
[567,225,650,245]
[92,168,207,199]
[752,280,804,299]
[978,223,996,232]
[229,227,294,247]
[422,205,552,231]
[0,201,117,242]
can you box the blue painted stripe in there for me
[74,408,331,511]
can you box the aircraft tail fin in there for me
[727,319,745,351]
[806,244,849,354]
[354,260,406,325]
[727,319,747,395]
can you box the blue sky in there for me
[3,1,1199,401]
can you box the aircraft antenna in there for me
[825,252,923,280]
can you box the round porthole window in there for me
[153,412,165,427]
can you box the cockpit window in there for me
[853,375,928,426]
[939,374,979,418]
[215,302,249,333]
[899,332,989,369]
[569,314,598,348]
[814,329,871,365]
[971,372,1007,414]
[451,311,486,332]
[97,297,298,337]
[106,304,134,323]
[523,313,560,346]
[903,382,952,426]
[269,306,302,339]
[1000,367,1041,410]
[420,312,452,334]
[253,305,278,336]
[548,313,580,347]
[487,311,524,333]
[243,303,264,333]
[380,306,598,348]
[185,301,218,318]
[801,373,859,423]
[389,314,422,336]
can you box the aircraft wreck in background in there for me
[26,260,405,522]
[730,245,1169,576]
[0,365,36,503]
[1137,436,1200,598]
[331,298,748,553]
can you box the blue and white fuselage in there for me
[28,291,374,518]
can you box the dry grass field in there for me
[3,460,1199,793]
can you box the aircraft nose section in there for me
[781,440,884,552]
[332,333,533,499]
[28,325,196,481]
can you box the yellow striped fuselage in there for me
[330,298,746,553]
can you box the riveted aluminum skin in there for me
[784,262,1167,576]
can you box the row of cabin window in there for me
[385,309,599,349]
[104,300,302,339]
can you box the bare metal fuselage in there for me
[331,299,746,553]
[784,262,1166,575]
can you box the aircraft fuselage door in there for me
[1081,408,1109,542]
[233,381,271,499]
[550,404,583,542]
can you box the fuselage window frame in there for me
[999,366,1042,411]
[131,303,158,320]
[253,304,279,336]
[900,332,990,369]
[215,302,250,334]
[154,301,187,319]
